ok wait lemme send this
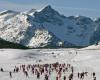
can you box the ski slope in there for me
[0,47,100,80]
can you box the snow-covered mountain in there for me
[0,5,100,48]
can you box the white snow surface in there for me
[0,46,100,80]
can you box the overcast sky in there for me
[0,0,100,18]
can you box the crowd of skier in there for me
[0,62,96,80]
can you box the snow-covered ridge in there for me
[0,5,100,48]
[0,10,18,15]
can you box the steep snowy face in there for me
[32,6,95,46]
[0,10,19,21]
[28,29,51,48]
[0,5,98,48]
[0,13,30,44]
[28,28,61,48]
[90,18,100,44]
[33,5,64,24]
[72,16,95,46]
[0,10,60,48]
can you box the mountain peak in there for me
[41,5,59,15]
[33,5,61,23]
[44,5,52,10]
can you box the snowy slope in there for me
[81,44,100,50]
[0,5,99,48]
[0,48,100,80]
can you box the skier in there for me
[78,72,80,78]
[69,73,73,80]
[44,74,49,80]
[37,71,40,79]
[63,76,66,80]
[24,71,29,77]
[93,72,96,78]
[9,71,12,78]
[0,68,4,72]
